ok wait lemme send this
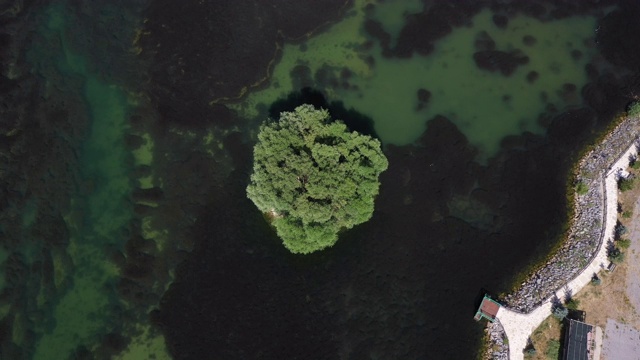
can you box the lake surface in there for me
[1,0,637,359]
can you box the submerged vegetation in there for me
[247,104,388,254]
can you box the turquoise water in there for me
[29,5,135,359]
[233,0,597,159]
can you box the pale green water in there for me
[368,0,423,48]
[233,0,597,159]
[32,6,133,359]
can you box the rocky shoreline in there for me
[483,116,640,359]
[484,319,509,360]
[502,117,640,313]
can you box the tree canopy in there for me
[246,104,388,254]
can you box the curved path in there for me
[495,142,638,360]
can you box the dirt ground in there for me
[528,166,640,359]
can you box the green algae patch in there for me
[133,133,154,165]
[114,324,171,360]
[234,0,597,160]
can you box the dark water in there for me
[1,0,640,359]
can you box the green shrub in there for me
[632,160,640,170]
[591,275,601,285]
[627,101,640,117]
[566,298,580,310]
[618,238,631,249]
[575,181,588,195]
[552,306,568,320]
[524,346,537,358]
[615,223,628,239]
[627,101,640,118]
[623,210,633,219]
[609,248,625,263]
[546,339,560,360]
[619,177,635,191]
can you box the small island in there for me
[246,104,388,254]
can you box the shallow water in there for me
[28,5,135,359]
[235,0,597,159]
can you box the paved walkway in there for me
[496,143,638,360]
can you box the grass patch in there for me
[575,181,588,195]
[566,298,580,311]
[545,339,560,360]
[530,316,563,360]
[618,238,631,249]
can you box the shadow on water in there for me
[268,87,380,140]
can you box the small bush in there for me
[628,101,640,118]
[546,339,561,360]
[615,223,628,239]
[566,298,581,310]
[552,306,568,320]
[613,222,628,239]
[609,248,625,263]
[623,210,633,219]
[591,275,601,285]
[619,177,635,191]
[618,238,631,249]
[524,346,537,358]
[575,181,588,195]
[632,160,640,170]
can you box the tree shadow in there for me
[268,87,380,140]
[606,239,618,256]
[551,294,563,310]
[563,287,573,304]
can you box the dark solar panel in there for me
[563,319,593,360]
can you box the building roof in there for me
[563,319,594,360]
[481,298,500,318]
[474,295,500,321]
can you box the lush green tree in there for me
[247,104,388,254]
